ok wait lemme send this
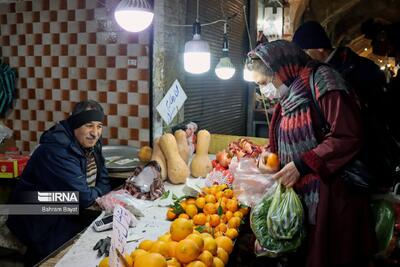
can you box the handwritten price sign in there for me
[109,205,130,267]
[156,80,187,125]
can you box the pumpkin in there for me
[174,129,190,164]
[150,137,167,181]
[190,129,212,178]
[159,133,190,184]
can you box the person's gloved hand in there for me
[93,236,111,257]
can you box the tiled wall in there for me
[0,0,151,152]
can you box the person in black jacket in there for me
[7,100,111,266]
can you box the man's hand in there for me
[272,161,300,187]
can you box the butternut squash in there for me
[174,129,190,164]
[150,137,167,181]
[190,129,212,178]
[159,133,190,184]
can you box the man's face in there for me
[74,121,103,148]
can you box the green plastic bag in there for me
[371,198,395,254]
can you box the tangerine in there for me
[170,218,194,241]
[175,239,201,264]
[134,252,167,267]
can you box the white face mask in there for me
[260,82,280,99]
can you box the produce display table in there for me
[42,179,204,267]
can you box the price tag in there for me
[156,80,187,125]
[109,205,130,267]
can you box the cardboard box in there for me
[0,154,29,178]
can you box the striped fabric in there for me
[85,149,97,187]
[251,40,347,224]
[0,61,16,115]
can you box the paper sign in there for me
[109,205,130,267]
[156,80,187,125]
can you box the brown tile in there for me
[11,46,17,56]
[59,0,67,9]
[10,3,15,12]
[110,127,118,138]
[88,56,95,67]
[21,100,28,109]
[52,34,60,44]
[16,13,23,23]
[30,132,37,142]
[30,110,37,120]
[38,100,44,110]
[139,94,149,105]
[96,69,106,79]
[50,11,57,21]
[68,10,75,21]
[28,89,35,98]
[127,34,139,43]
[19,57,26,66]
[107,57,115,68]
[77,0,85,9]
[44,67,51,77]
[14,110,21,120]
[97,45,106,56]
[140,46,147,56]
[47,111,53,121]
[78,22,86,32]
[140,141,150,147]
[38,121,45,131]
[55,100,61,111]
[43,45,50,55]
[120,140,128,145]
[128,81,138,92]
[103,116,108,126]
[87,79,96,90]
[79,45,86,56]
[61,68,68,78]
[69,33,77,44]
[60,22,68,33]
[62,90,69,100]
[108,80,116,91]
[139,70,149,80]
[1,15,6,24]
[35,34,42,45]
[86,10,94,20]
[52,56,59,66]
[69,57,76,67]
[141,118,149,129]
[17,35,25,45]
[130,129,139,140]
[117,69,127,80]
[53,79,60,89]
[129,105,138,116]
[35,56,42,66]
[23,142,29,152]
[119,44,127,55]
[102,139,108,145]
[22,120,28,130]
[36,78,43,88]
[33,11,40,22]
[43,22,50,33]
[98,92,107,102]
[109,104,117,115]
[9,25,16,35]
[88,33,96,43]
[28,67,34,76]
[61,45,68,55]
[25,1,32,11]
[20,78,27,88]
[80,91,88,99]
[25,24,32,34]
[2,36,10,46]
[45,89,52,99]
[119,116,128,127]
[70,79,78,90]
[118,92,127,104]
[79,68,87,79]
[42,0,49,10]
[27,45,34,55]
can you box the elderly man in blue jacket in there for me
[7,100,111,266]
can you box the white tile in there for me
[86,44,97,56]
[51,44,61,55]
[117,104,128,116]
[10,35,18,45]
[50,22,60,33]
[1,47,10,56]
[40,11,50,22]
[127,93,139,105]
[9,58,18,68]
[107,92,118,103]
[69,69,78,79]
[44,100,54,110]
[106,68,116,80]
[86,21,97,33]
[96,56,107,68]
[139,31,150,45]
[21,130,29,141]
[118,128,129,140]
[138,56,149,69]
[77,33,89,44]
[138,81,149,93]
[43,79,52,89]
[101,127,109,137]
[29,121,38,131]
[94,8,107,19]
[18,67,28,77]
[19,88,28,99]
[67,0,78,10]
[13,120,21,130]
[107,115,119,127]
[60,79,69,90]
[52,89,61,101]
[61,101,71,112]
[127,44,141,55]
[16,24,25,34]
[68,45,79,56]
[67,22,78,33]
[59,56,69,67]
[33,45,42,55]
[52,67,61,79]
[115,56,126,68]
[7,14,16,24]
[53,111,65,122]
[127,69,138,80]
[36,89,44,99]
[37,111,46,121]
[25,34,34,45]
[127,140,140,148]
[58,10,68,21]
[17,46,27,56]
[23,11,33,23]
[75,9,86,21]
[49,0,58,11]
[106,44,119,56]
[87,68,97,79]
[59,33,69,44]
[88,91,98,100]
[138,105,149,118]
[28,100,38,110]
[139,129,150,141]
[96,80,109,91]
[45,122,53,130]
[117,80,128,91]
[70,90,80,101]
[76,56,86,67]
[32,22,41,33]
[35,67,44,78]
[128,117,140,129]
[21,110,29,120]
[78,80,87,90]
[42,56,51,66]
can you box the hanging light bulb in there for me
[215,22,236,80]
[114,0,154,32]
[184,21,211,74]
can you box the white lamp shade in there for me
[243,67,254,82]
[215,57,235,80]
[114,0,154,32]
[184,34,211,74]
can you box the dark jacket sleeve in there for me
[299,90,363,179]
[37,146,105,208]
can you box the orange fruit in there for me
[213,231,224,238]
[149,240,169,257]
[166,257,181,267]
[138,146,152,163]
[215,191,224,200]
[265,153,280,170]
[187,198,197,205]
[203,237,218,256]
[158,233,172,242]
[178,213,190,219]
[167,241,178,258]
[233,211,243,219]
[225,228,238,240]
[180,201,187,210]
[215,236,233,254]
[170,218,194,241]
[201,232,213,239]
[205,194,217,204]
[167,208,177,221]
[226,199,238,213]
[175,239,201,264]
[214,223,227,233]
[212,256,225,267]
[238,207,249,216]
[124,254,134,267]
[98,256,109,267]
[187,233,204,250]
[186,261,207,267]
[203,203,217,215]
[197,250,214,267]
[223,189,234,199]
[193,213,207,225]
[134,252,167,267]
[227,217,241,229]
[196,197,206,209]
[216,247,229,265]
[130,249,149,262]
[209,214,220,227]
[185,204,199,218]
[209,186,218,195]
[138,240,154,251]
[225,211,233,221]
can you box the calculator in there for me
[93,214,113,232]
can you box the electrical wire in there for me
[243,5,253,50]
[196,0,200,22]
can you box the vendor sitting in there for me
[7,100,111,266]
